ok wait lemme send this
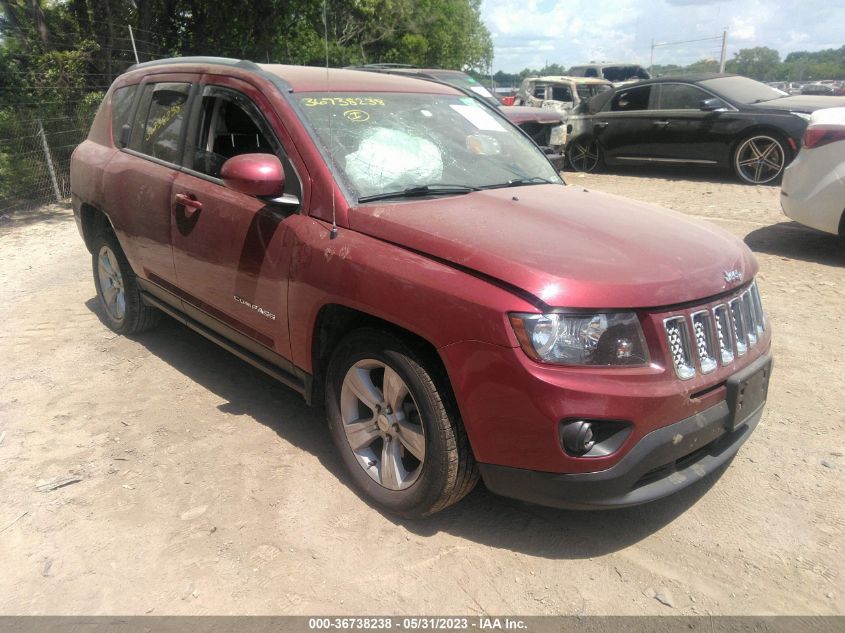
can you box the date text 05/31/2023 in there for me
[307,618,527,630]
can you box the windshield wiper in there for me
[481,177,555,189]
[357,184,480,203]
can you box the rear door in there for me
[102,74,197,296]
[170,76,304,362]
[592,84,655,161]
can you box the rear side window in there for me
[609,86,652,111]
[657,84,710,110]
[110,85,138,146]
[129,82,191,163]
[551,85,573,102]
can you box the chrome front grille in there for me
[691,310,717,374]
[664,282,766,380]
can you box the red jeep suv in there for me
[71,57,772,517]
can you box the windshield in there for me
[699,76,788,104]
[298,92,562,201]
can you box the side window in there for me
[550,85,573,102]
[111,84,138,146]
[531,84,546,99]
[190,88,275,179]
[129,82,190,163]
[584,68,599,78]
[657,84,710,110]
[609,86,652,112]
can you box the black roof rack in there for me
[128,56,261,72]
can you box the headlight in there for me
[509,312,649,366]
[549,124,567,148]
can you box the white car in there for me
[781,107,845,236]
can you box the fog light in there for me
[561,420,595,455]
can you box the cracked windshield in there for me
[298,93,561,200]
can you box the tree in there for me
[725,46,781,81]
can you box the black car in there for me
[800,83,837,96]
[566,73,845,184]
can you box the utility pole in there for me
[719,28,728,73]
[649,38,654,76]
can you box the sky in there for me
[482,0,845,72]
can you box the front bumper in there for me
[479,353,772,510]
[541,147,565,171]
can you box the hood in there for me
[501,105,564,125]
[349,185,756,309]
[750,95,845,113]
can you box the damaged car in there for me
[71,58,772,517]
[514,75,612,117]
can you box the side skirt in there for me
[139,286,312,403]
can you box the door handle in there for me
[175,193,203,211]
[595,121,609,129]
[653,120,670,127]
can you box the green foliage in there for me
[780,45,845,80]
[724,46,781,81]
[0,0,493,209]
[653,46,845,81]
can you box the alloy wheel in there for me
[735,135,785,184]
[339,359,426,490]
[568,138,601,172]
[97,244,126,322]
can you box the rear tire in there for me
[325,329,478,517]
[91,231,160,335]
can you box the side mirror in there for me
[220,154,285,198]
[700,98,727,111]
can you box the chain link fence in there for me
[0,112,94,215]
[0,23,173,219]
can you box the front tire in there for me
[92,231,160,334]
[733,133,789,185]
[567,137,603,172]
[325,329,478,517]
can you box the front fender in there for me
[284,215,532,374]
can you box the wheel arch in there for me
[731,125,797,161]
[309,303,449,411]
[79,203,116,252]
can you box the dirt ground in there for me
[0,167,843,616]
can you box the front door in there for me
[170,79,303,362]
[647,83,729,163]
